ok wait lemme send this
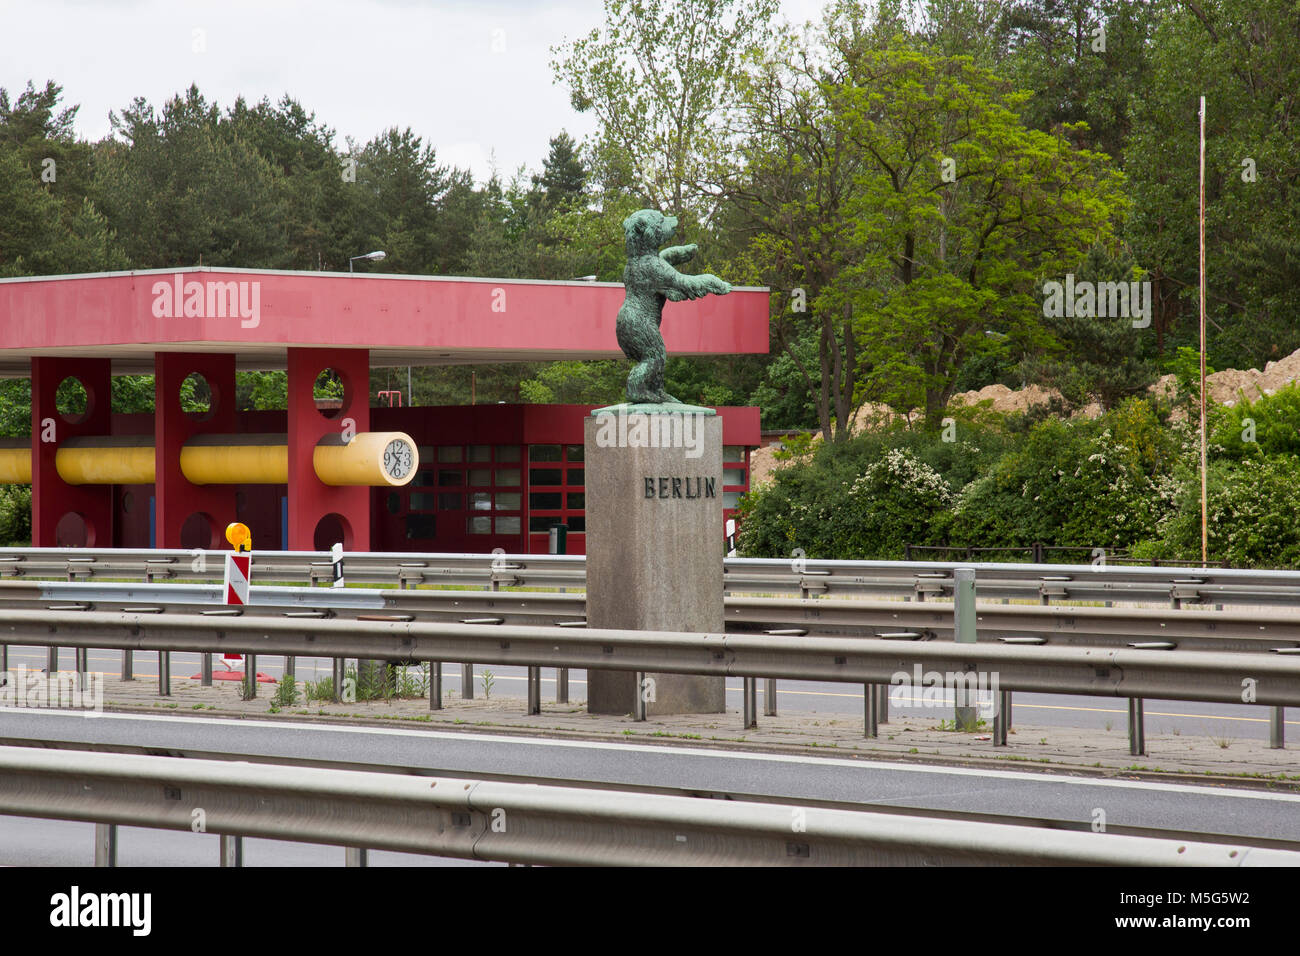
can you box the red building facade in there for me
[0,267,769,552]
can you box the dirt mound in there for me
[949,382,1060,415]
[1153,346,1300,410]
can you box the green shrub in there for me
[1212,382,1300,460]
[738,446,953,559]
[948,400,1177,551]
[0,485,31,545]
[1136,456,1300,568]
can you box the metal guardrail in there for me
[2,745,1294,866]
[2,580,1299,655]
[2,609,1297,707]
[5,546,1300,606]
[3,567,1296,751]
[11,734,1298,854]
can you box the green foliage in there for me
[519,360,627,405]
[1164,345,1214,412]
[111,375,155,414]
[1140,456,1300,568]
[303,675,335,702]
[0,380,31,437]
[739,398,1190,561]
[1213,383,1300,460]
[1024,245,1160,409]
[272,673,300,708]
[0,485,31,545]
[1126,0,1300,371]
[237,370,288,410]
[552,0,780,217]
[950,402,1175,551]
[737,437,957,560]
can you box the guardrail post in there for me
[0,643,6,674]
[158,651,170,696]
[75,648,88,674]
[219,834,243,867]
[743,677,757,728]
[46,646,58,675]
[633,672,647,721]
[527,666,541,715]
[346,847,368,867]
[557,668,569,704]
[284,655,295,683]
[864,683,878,738]
[1128,698,1145,755]
[94,823,117,867]
[461,663,474,700]
[429,662,442,710]
[993,691,1011,746]
[121,649,133,681]
[954,567,978,731]
[877,683,889,725]
[245,654,256,699]
[1270,707,1285,749]
[331,658,344,702]
[764,678,778,716]
[200,652,212,686]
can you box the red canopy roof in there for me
[0,267,770,375]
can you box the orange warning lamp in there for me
[225,522,252,553]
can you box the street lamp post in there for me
[349,250,387,272]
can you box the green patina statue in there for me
[612,209,731,408]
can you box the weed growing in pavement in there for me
[273,674,299,709]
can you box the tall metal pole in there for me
[1199,96,1208,567]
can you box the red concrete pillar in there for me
[154,353,238,549]
[286,348,370,551]
[31,357,113,547]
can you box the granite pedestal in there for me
[584,408,726,716]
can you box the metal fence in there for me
[2,745,1294,867]
[1,604,1295,753]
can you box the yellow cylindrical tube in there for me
[180,436,288,485]
[0,442,31,483]
[314,432,418,487]
[56,437,155,485]
[3,431,418,487]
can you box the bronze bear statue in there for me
[616,209,731,405]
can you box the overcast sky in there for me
[1,0,827,184]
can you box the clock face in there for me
[383,439,414,481]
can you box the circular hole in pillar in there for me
[55,512,92,547]
[313,512,351,551]
[314,367,346,419]
[55,377,91,424]
[180,511,218,550]
[180,372,214,421]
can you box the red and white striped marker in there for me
[224,552,251,605]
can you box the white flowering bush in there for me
[829,450,954,558]
[737,442,955,559]
[950,400,1176,550]
[1134,456,1300,567]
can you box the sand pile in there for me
[1151,345,1300,408]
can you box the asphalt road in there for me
[0,707,1296,866]
[2,645,1292,741]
